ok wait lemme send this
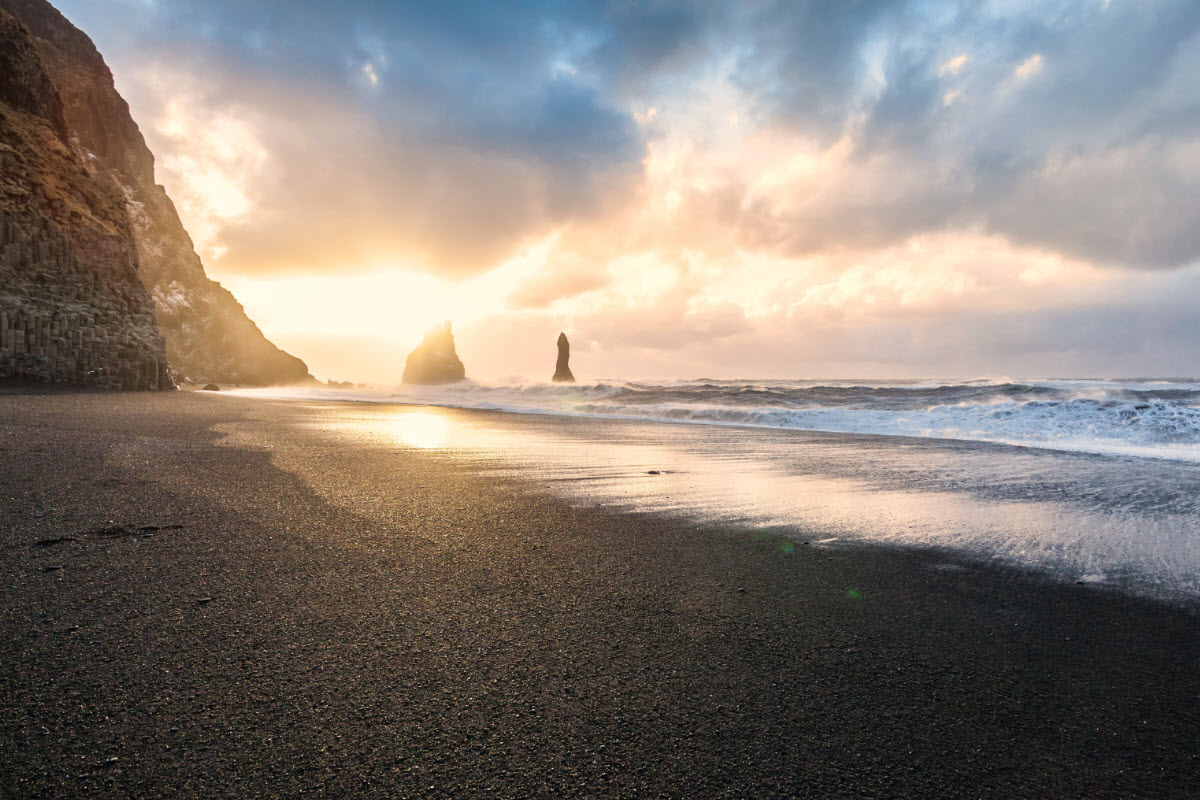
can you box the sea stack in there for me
[402,321,466,385]
[552,332,575,383]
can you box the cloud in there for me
[507,262,611,309]
[73,0,649,276]
[1013,53,1044,80]
[123,59,641,276]
[147,83,267,262]
[731,0,1200,268]
[67,0,1200,276]
[47,0,1200,378]
[939,54,969,77]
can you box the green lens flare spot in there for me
[847,588,863,599]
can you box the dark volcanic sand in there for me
[1,389,1197,799]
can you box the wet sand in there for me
[1,388,1197,798]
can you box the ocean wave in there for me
[569,398,1200,460]
[230,378,1200,461]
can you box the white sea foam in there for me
[226,381,1200,602]
[229,377,1200,462]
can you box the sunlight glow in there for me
[939,54,969,76]
[381,412,451,449]
[219,259,524,350]
[148,74,267,263]
[1014,53,1044,80]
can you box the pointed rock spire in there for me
[553,332,575,383]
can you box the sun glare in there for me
[382,412,451,449]
[217,269,475,349]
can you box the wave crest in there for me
[235,378,1200,461]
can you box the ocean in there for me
[228,378,1200,603]
[244,377,1200,461]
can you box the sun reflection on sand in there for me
[381,411,451,449]
[263,399,1200,601]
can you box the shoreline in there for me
[222,379,1200,464]
[2,390,1197,798]
[251,394,1200,607]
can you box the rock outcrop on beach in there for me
[552,332,575,383]
[0,0,311,386]
[0,9,169,388]
[402,321,465,385]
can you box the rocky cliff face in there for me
[0,9,169,388]
[402,322,466,385]
[1,0,311,385]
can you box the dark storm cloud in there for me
[119,0,703,167]
[65,0,686,273]
[734,0,897,137]
[739,0,1200,268]
[58,0,1200,277]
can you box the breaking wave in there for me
[238,378,1200,462]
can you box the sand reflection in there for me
[380,411,451,449]
[300,403,1199,602]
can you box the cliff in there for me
[402,322,465,385]
[0,0,311,385]
[0,9,169,388]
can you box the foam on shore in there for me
[229,377,1200,462]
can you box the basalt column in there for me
[0,9,169,389]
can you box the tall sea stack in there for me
[0,0,311,385]
[402,321,465,385]
[552,332,575,383]
[0,8,169,388]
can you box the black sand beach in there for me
[1,389,1197,798]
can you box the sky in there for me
[55,0,1200,383]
